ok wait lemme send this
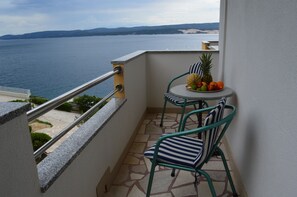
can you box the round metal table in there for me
[170,84,234,100]
[170,84,234,128]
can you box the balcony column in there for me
[0,103,40,197]
[113,64,125,98]
[202,41,210,50]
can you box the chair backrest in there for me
[189,61,203,77]
[195,97,227,167]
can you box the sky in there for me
[0,0,220,36]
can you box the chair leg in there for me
[198,170,217,197]
[216,147,238,196]
[171,169,176,177]
[202,100,209,108]
[146,161,157,197]
[160,98,168,127]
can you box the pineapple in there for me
[199,53,213,84]
[186,73,201,86]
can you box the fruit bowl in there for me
[186,85,224,93]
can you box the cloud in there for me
[0,1,12,9]
[81,0,220,27]
[0,0,220,35]
[65,0,219,28]
[143,0,220,24]
[0,14,49,35]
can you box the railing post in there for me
[202,41,210,50]
[113,64,125,98]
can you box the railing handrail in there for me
[27,66,121,122]
[33,84,123,159]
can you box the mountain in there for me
[0,23,219,40]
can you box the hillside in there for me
[0,23,219,40]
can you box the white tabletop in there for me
[170,84,233,100]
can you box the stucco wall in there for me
[221,0,297,196]
[146,51,220,108]
[0,106,41,197]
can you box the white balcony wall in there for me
[0,104,40,197]
[146,51,220,109]
[42,53,147,197]
[221,0,297,196]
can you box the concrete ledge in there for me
[37,98,127,192]
[145,49,219,53]
[0,102,31,125]
[111,50,146,64]
[111,50,219,65]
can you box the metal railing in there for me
[27,66,123,159]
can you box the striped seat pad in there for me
[189,62,203,76]
[164,93,198,105]
[144,135,203,168]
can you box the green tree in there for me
[73,95,106,113]
[31,132,52,151]
[56,102,73,112]
[29,96,49,105]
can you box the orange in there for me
[217,81,224,90]
[208,82,218,91]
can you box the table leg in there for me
[198,100,203,127]
[198,100,203,138]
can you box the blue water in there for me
[0,34,218,99]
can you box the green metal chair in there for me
[144,98,238,196]
[160,61,208,128]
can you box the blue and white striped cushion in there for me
[164,93,198,105]
[144,136,203,168]
[189,62,203,77]
[144,98,226,168]
[198,97,226,165]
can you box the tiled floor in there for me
[104,113,238,197]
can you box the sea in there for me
[0,34,218,99]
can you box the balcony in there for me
[0,50,244,197]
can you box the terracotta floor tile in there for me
[139,170,174,194]
[171,184,198,197]
[151,193,173,197]
[124,155,140,165]
[135,134,150,142]
[104,186,129,197]
[172,170,195,187]
[127,185,146,197]
[129,143,146,153]
[146,124,163,134]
